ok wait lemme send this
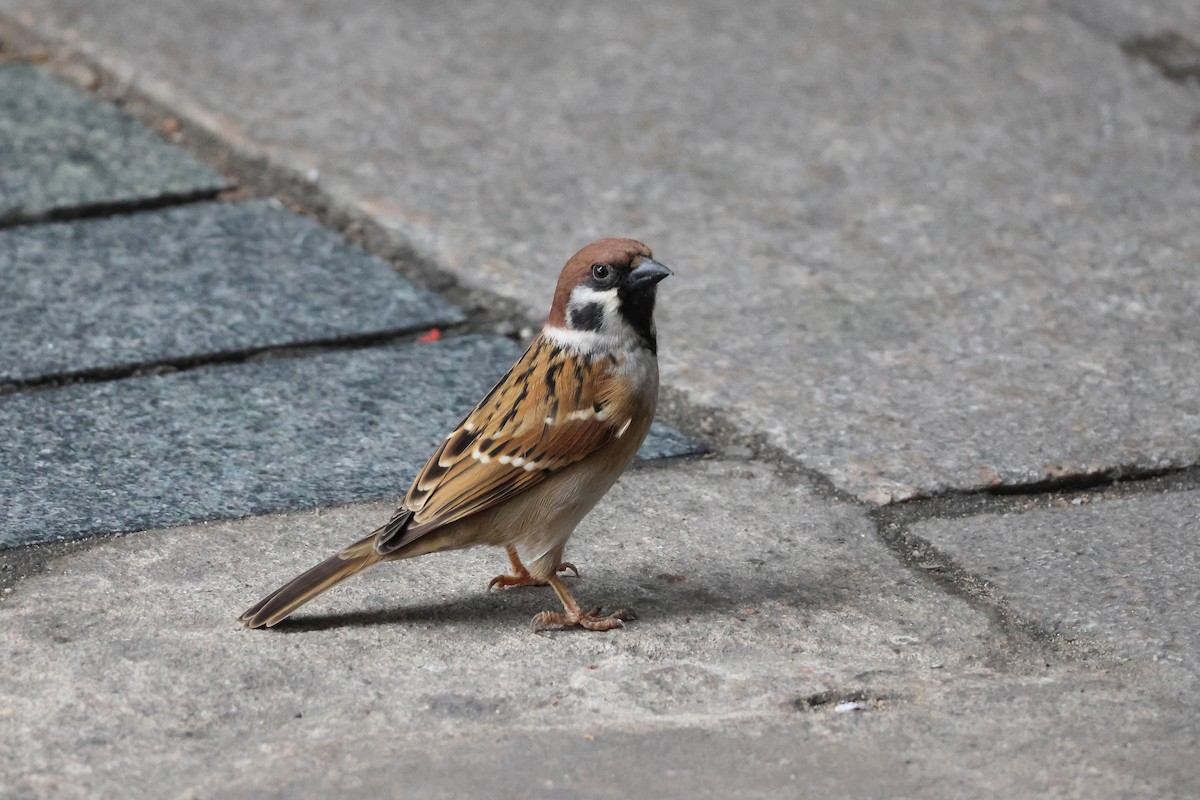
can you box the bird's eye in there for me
[591,263,612,282]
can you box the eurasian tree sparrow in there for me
[241,238,671,632]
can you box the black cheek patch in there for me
[568,301,604,332]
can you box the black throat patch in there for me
[618,288,658,353]
[568,301,604,332]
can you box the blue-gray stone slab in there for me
[0,64,227,223]
[641,420,704,462]
[0,336,701,548]
[0,200,465,382]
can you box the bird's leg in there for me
[531,575,635,632]
[488,546,579,590]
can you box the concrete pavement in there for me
[6,0,1199,501]
[6,462,1196,798]
[2,1,1199,797]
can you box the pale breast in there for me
[485,348,658,568]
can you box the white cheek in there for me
[546,282,654,355]
[567,285,643,343]
[569,286,620,322]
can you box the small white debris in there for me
[834,701,864,713]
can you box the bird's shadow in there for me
[269,566,862,634]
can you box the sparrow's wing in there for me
[375,336,641,553]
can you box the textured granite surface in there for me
[0,200,464,382]
[0,336,700,547]
[638,420,701,462]
[0,63,226,223]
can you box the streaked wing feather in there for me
[380,336,634,551]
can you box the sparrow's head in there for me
[547,238,672,353]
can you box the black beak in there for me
[628,257,672,291]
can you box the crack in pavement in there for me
[867,465,1200,665]
[1121,31,1200,84]
[0,324,472,398]
[1049,1,1200,86]
[0,186,222,230]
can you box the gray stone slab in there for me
[0,335,699,548]
[0,200,465,382]
[9,0,1200,502]
[914,490,1200,678]
[2,462,1196,798]
[0,63,227,223]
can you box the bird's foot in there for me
[531,605,635,632]
[487,562,578,591]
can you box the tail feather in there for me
[240,531,384,629]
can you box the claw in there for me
[488,551,579,591]
[531,606,635,632]
[506,562,631,633]
[489,571,548,590]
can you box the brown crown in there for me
[547,238,653,326]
